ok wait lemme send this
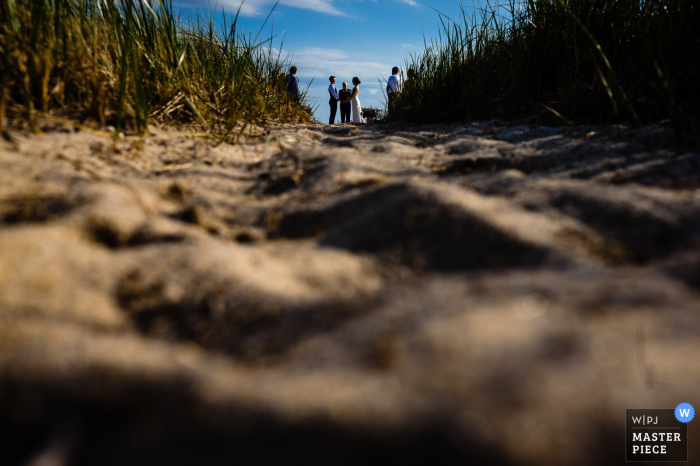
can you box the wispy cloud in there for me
[290,47,391,84]
[178,0,345,17]
[279,0,344,15]
[176,0,419,17]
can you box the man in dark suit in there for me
[328,76,340,125]
[339,81,352,123]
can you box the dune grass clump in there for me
[0,0,313,137]
[361,106,383,124]
[391,0,699,133]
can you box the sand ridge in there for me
[1,120,700,465]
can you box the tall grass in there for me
[391,0,700,133]
[0,0,313,137]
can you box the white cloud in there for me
[177,0,419,17]
[179,0,344,17]
[290,46,391,84]
[279,0,344,15]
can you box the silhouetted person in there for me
[287,66,299,99]
[339,81,352,123]
[386,66,402,117]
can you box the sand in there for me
[1,119,699,465]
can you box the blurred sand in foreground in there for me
[1,120,699,465]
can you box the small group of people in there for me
[286,65,404,125]
[328,76,365,124]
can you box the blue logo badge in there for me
[675,403,695,423]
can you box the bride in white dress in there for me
[350,77,366,124]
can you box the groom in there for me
[328,76,340,125]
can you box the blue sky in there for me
[174,0,476,124]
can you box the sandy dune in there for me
[1,120,699,465]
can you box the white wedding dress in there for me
[351,86,366,124]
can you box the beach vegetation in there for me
[361,106,383,123]
[0,0,313,138]
[389,0,699,134]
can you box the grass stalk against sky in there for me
[0,0,314,137]
[391,0,699,133]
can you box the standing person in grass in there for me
[287,66,299,99]
[386,66,402,117]
[328,76,340,125]
[339,81,352,123]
